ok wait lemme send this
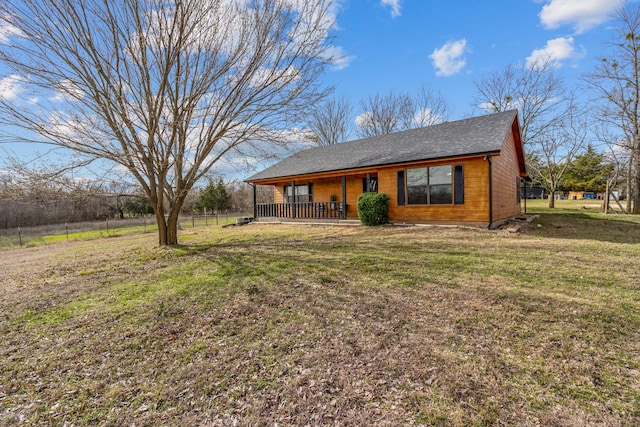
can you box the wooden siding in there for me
[491,131,522,221]
[383,158,490,224]
[261,157,492,224]
[255,122,525,225]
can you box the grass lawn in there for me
[1,205,639,425]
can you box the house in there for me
[246,110,527,228]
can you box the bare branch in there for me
[306,96,353,145]
[582,4,640,212]
[473,57,568,145]
[355,86,451,138]
[0,0,336,244]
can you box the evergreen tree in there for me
[562,145,614,192]
[122,198,154,217]
[195,178,232,213]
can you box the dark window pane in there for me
[407,167,428,205]
[407,185,428,204]
[430,184,452,204]
[285,184,313,203]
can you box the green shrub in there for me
[357,193,390,226]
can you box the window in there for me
[428,166,452,204]
[397,165,463,206]
[405,165,453,205]
[284,184,313,203]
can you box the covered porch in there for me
[251,173,378,220]
[255,201,346,220]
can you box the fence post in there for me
[192,213,195,227]
[106,217,109,235]
[65,222,69,239]
[18,226,22,247]
[204,207,208,226]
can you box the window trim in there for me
[400,164,464,206]
[284,183,313,204]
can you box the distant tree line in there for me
[0,176,272,229]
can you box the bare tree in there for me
[413,86,452,128]
[307,96,353,146]
[473,58,568,145]
[583,5,640,213]
[355,86,451,138]
[593,123,631,213]
[0,0,336,245]
[528,105,588,208]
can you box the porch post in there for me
[252,184,257,219]
[291,180,296,218]
[365,173,371,193]
[523,179,527,213]
[341,176,347,219]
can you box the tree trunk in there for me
[633,150,640,214]
[155,207,169,246]
[626,157,633,213]
[166,209,181,246]
[548,192,555,208]
[603,181,610,214]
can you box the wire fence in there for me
[0,211,252,249]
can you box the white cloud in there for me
[539,0,624,34]
[381,0,401,18]
[0,20,23,43]
[50,79,84,102]
[355,111,372,128]
[0,75,25,101]
[478,99,519,113]
[322,45,352,70]
[413,108,444,127]
[526,36,585,68]
[46,111,85,141]
[429,39,468,77]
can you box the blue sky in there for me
[0,0,635,179]
[323,0,630,121]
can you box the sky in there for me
[0,0,636,180]
[322,0,630,122]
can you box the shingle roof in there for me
[247,110,519,182]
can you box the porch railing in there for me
[256,202,346,220]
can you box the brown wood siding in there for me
[491,130,522,221]
[256,149,526,225]
[274,186,284,204]
[382,158,490,224]
[262,159,491,223]
[313,177,343,205]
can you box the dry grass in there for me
[1,211,639,426]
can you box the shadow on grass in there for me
[530,213,640,244]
